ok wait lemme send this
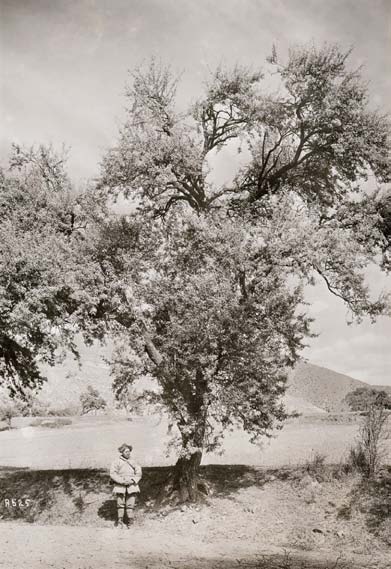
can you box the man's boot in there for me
[125,508,134,528]
[116,506,125,529]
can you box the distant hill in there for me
[30,341,390,415]
[38,341,113,406]
[287,362,372,412]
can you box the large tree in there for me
[92,45,391,502]
[0,145,105,398]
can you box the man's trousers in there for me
[115,492,137,522]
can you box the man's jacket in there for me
[110,456,142,494]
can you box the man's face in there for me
[122,447,131,459]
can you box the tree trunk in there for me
[164,368,209,504]
[156,450,208,506]
[173,451,203,502]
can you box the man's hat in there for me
[118,443,133,453]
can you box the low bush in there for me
[304,452,327,481]
[30,402,50,417]
[0,404,19,429]
[29,419,44,427]
[347,409,390,479]
[47,405,80,417]
[347,444,368,474]
[30,418,72,428]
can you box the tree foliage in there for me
[100,47,390,315]
[108,209,311,447]
[0,400,20,428]
[0,145,106,398]
[345,387,391,413]
[101,46,391,208]
[80,385,107,415]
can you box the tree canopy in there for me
[100,46,390,313]
[101,46,390,209]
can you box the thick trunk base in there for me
[156,451,209,506]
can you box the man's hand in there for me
[122,477,134,486]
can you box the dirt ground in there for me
[0,467,390,569]
[0,521,385,569]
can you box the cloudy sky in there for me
[1,0,390,385]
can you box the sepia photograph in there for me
[0,1,390,567]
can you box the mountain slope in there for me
[33,341,388,415]
[287,362,368,412]
[282,394,326,415]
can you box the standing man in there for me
[110,443,142,528]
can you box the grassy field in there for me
[0,414,368,470]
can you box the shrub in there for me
[348,443,368,473]
[55,418,72,427]
[29,418,44,427]
[30,401,50,416]
[31,418,72,428]
[359,406,390,478]
[347,407,390,479]
[47,404,80,416]
[305,452,327,481]
[0,403,19,429]
[345,387,391,479]
[80,386,107,415]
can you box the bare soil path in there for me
[0,521,387,569]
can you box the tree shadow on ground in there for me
[201,464,297,495]
[0,463,307,524]
[336,466,391,543]
[137,464,300,506]
[121,552,358,569]
[97,498,117,522]
[360,469,391,544]
[99,464,299,519]
[0,466,110,522]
